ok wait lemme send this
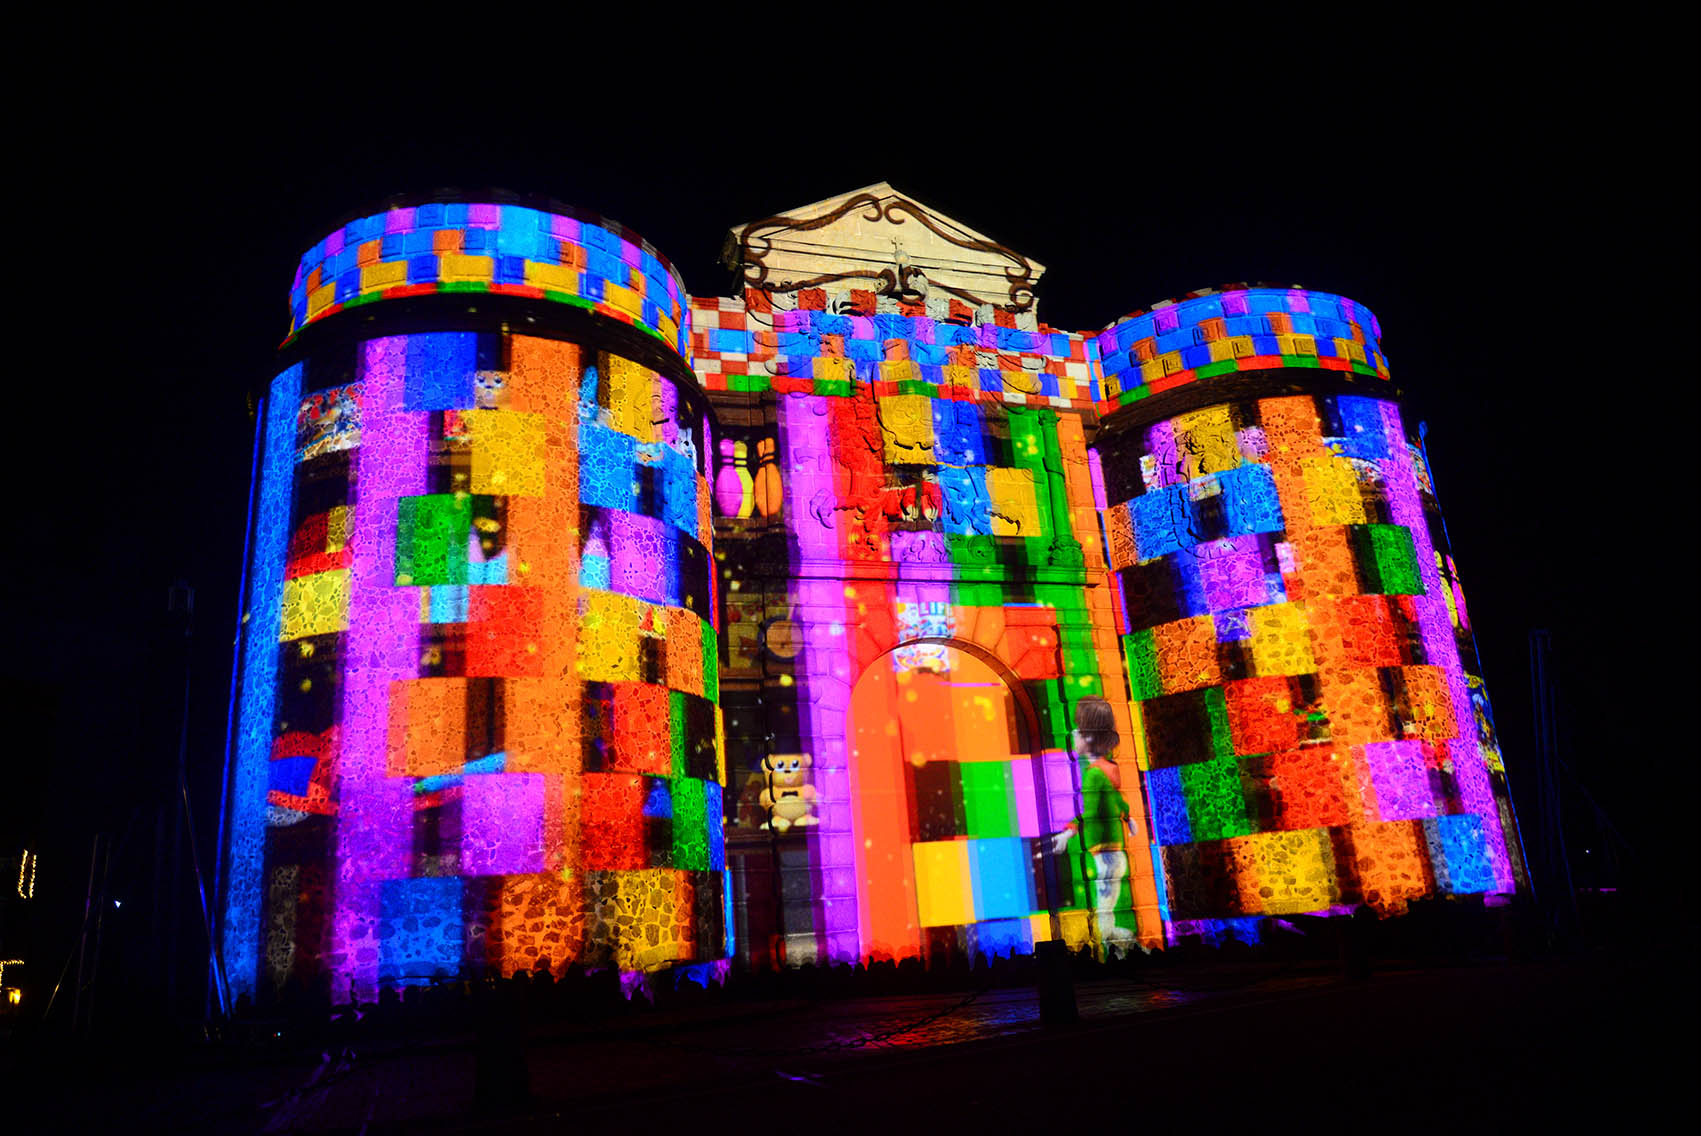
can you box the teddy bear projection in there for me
[759,753,819,832]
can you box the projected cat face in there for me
[473,370,507,409]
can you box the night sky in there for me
[10,63,1668,961]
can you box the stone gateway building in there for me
[219,185,1525,999]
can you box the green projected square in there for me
[1032,683,1070,748]
[669,691,688,779]
[948,535,999,567]
[1368,524,1423,595]
[1353,524,1424,595]
[1123,629,1162,701]
[960,762,1017,839]
[951,581,1003,607]
[701,618,720,704]
[1179,755,1253,841]
[1006,408,1044,469]
[670,777,708,870]
[396,494,471,585]
[1204,686,1235,760]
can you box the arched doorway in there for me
[848,639,1073,962]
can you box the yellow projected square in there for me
[279,569,349,641]
[438,254,494,283]
[361,260,408,291]
[325,506,349,553]
[811,356,855,383]
[605,355,653,441]
[525,262,578,294]
[1248,603,1316,677]
[1029,909,1092,949]
[1230,828,1340,915]
[1174,406,1237,478]
[576,591,641,682]
[985,468,1041,537]
[466,411,546,496]
[604,281,643,316]
[912,841,974,927]
[1303,456,1367,525]
[877,394,935,463]
[307,284,337,319]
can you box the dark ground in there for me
[5,945,1670,1134]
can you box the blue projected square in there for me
[269,755,316,797]
[429,585,469,623]
[1334,397,1389,460]
[578,423,637,510]
[706,782,726,871]
[1425,814,1495,894]
[643,778,673,819]
[404,333,476,410]
[1132,488,1185,560]
[970,917,1030,960]
[1148,767,1192,845]
[969,837,1034,921]
[379,877,463,983]
[1220,465,1282,535]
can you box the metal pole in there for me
[71,833,101,1033]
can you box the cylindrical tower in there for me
[1089,287,1525,941]
[220,196,724,1001]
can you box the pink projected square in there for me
[1364,740,1438,822]
[1197,535,1267,611]
[460,773,546,876]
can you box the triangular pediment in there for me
[724,182,1045,312]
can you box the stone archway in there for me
[846,638,1067,962]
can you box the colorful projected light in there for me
[227,186,1523,996]
[1092,288,1525,941]
[223,203,723,1000]
[285,201,690,358]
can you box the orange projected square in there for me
[389,678,467,777]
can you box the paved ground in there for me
[10,954,1669,1132]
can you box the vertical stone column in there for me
[1088,288,1521,941]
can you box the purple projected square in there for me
[460,773,546,876]
[341,778,414,881]
[1215,609,1252,642]
[1364,740,1437,822]
[816,768,850,803]
[609,511,674,605]
[823,899,859,933]
[822,866,857,897]
[1197,535,1267,612]
[891,530,946,562]
[820,834,856,869]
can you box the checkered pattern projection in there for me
[1095,381,1522,943]
[224,324,726,999]
[285,202,689,358]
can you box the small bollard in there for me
[1035,939,1078,1025]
